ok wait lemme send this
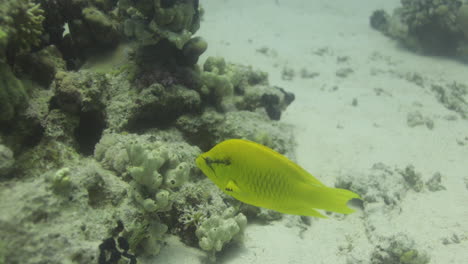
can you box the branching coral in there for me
[179,205,208,230]
[94,132,200,213]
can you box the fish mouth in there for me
[195,154,205,168]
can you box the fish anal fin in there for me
[275,205,328,218]
[291,208,328,218]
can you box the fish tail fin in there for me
[300,184,361,215]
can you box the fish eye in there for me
[204,157,231,166]
[204,157,213,164]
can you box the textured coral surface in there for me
[0,0,295,263]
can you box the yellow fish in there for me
[196,139,360,218]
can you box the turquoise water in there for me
[0,0,467,263]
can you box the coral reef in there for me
[458,4,468,38]
[0,159,128,263]
[35,0,120,68]
[176,109,295,154]
[370,0,468,60]
[0,62,28,122]
[0,0,295,263]
[182,36,208,65]
[52,70,108,114]
[15,45,66,87]
[196,207,247,255]
[0,0,45,57]
[0,0,202,79]
[170,181,248,261]
[397,165,425,192]
[199,56,294,119]
[94,130,249,259]
[336,163,408,207]
[0,128,252,263]
[120,0,201,49]
[431,82,468,119]
[126,82,202,129]
[425,172,446,192]
[94,131,200,213]
[50,70,108,154]
[337,164,435,264]
[336,163,439,209]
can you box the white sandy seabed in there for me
[154,0,468,263]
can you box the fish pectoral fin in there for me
[224,180,241,194]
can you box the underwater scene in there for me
[0,0,467,263]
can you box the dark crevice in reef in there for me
[0,119,45,155]
[98,221,137,264]
[161,0,177,8]
[74,110,106,155]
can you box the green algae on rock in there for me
[0,62,28,122]
[0,0,45,57]
[0,144,14,177]
[120,0,201,49]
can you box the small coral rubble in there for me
[371,234,430,264]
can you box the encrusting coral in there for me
[0,0,295,263]
[199,56,294,119]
